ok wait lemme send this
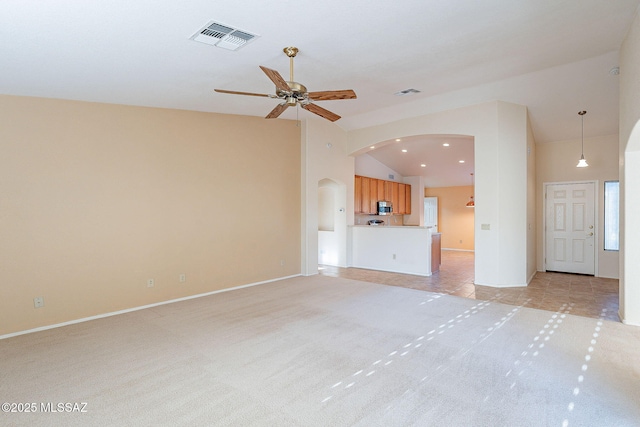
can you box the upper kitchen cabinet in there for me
[355,175,411,215]
[354,175,363,213]
[398,183,406,214]
[405,184,412,214]
[395,183,412,215]
[355,176,378,214]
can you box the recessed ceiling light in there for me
[370,146,375,149]
[402,149,408,153]
[395,139,401,142]
[459,160,465,163]
[420,164,426,168]
[443,143,450,147]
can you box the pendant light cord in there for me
[579,110,586,156]
[581,113,584,155]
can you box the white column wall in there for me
[496,102,529,285]
[301,118,353,275]
[620,8,640,325]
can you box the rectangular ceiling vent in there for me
[394,88,421,96]
[190,21,259,51]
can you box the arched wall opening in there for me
[352,133,475,251]
[318,178,348,267]
[345,101,534,287]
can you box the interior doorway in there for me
[317,178,347,267]
[424,197,438,230]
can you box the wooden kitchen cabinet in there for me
[376,179,385,202]
[431,233,441,273]
[391,182,399,212]
[355,175,411,215]
[384,181,393,202]
[398,183,406,214]
[369,178,379,213]
[361,176,371,214]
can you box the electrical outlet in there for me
[34,297,44,308]
[179,274,186,283]
[392,254,396,260]
[280,260,285,266]
[147,279,155,288]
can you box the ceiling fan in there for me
[214,47,357,122]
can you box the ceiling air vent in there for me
[394,88,421,96]
[190,21,259,51]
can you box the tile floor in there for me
[319,250,620,322]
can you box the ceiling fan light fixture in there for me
[214,46,356,122]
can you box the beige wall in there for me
[424,186,475,251]
[0,95,301,336]
[535,134,619,278]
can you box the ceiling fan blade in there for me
[307,90,357,101]
[266,103,289,119]
[214,89,271,98]
[259,66,290,93]
[302,103,341,122]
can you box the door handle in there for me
[587,232,594,237]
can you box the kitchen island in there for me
[349,225,440,276]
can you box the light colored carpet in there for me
[1,275,639,426]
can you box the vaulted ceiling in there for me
[2,1,638,175]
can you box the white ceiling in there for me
[360,135,475,187]
[1,0,638,184]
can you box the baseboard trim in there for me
[619,310,640,326]
[0,274,302,340]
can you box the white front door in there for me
[545,182,595,275]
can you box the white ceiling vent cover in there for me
[394,88,421,96]
[190,21,259,51]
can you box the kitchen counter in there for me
[349,225,438,276]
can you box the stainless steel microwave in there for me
[377,201,393,215]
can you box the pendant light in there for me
[576,110,588,168]
[466,173,475,208]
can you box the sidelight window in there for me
[604,181,619,251]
